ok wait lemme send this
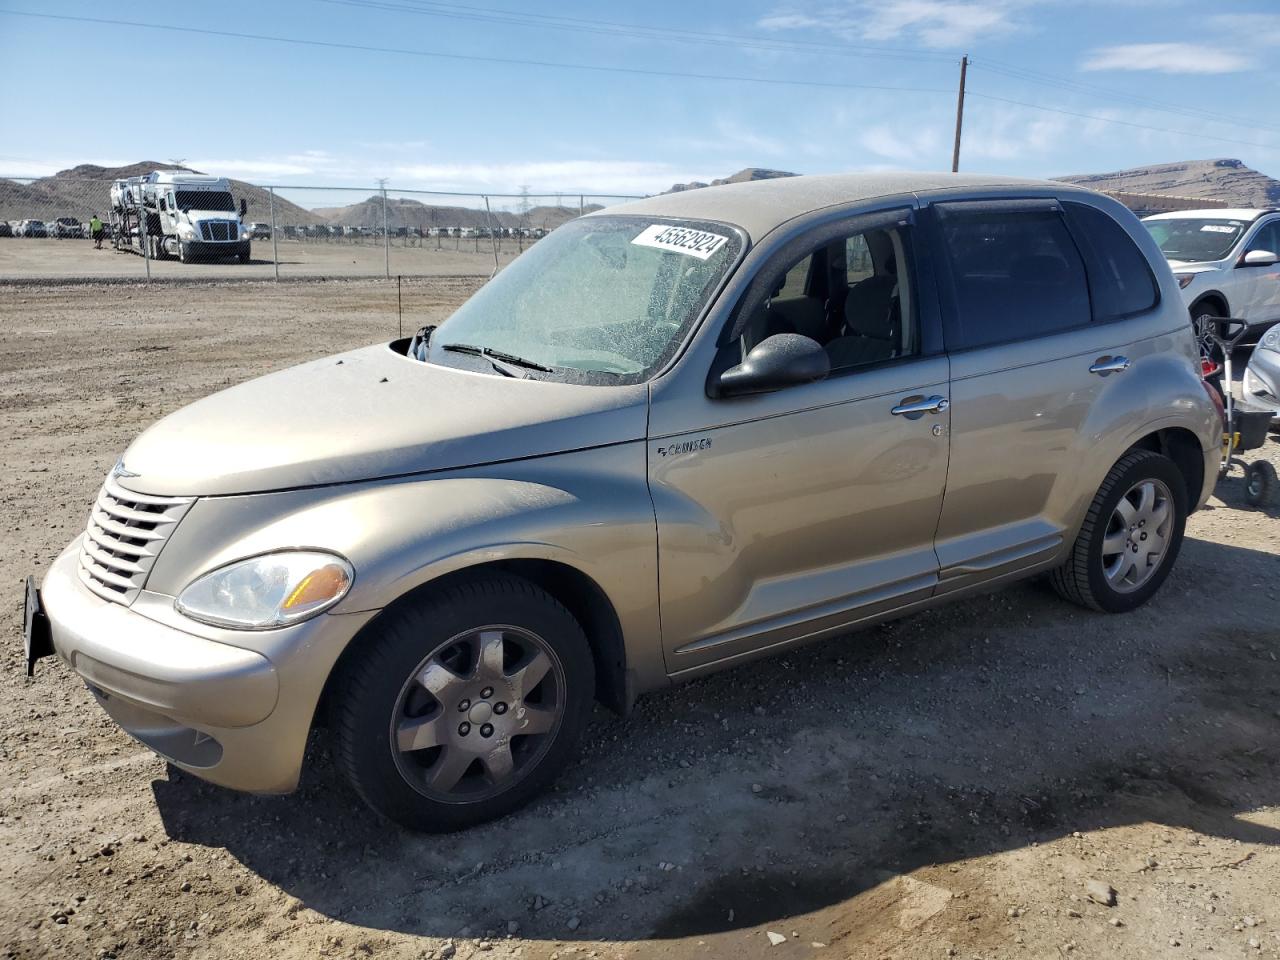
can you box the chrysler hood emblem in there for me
[111,459,140,480]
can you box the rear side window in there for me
[1064,202,1158,321]
[937,206,1091,349]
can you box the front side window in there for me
[938,207,1091,349]
[1247,221,1280,256]
[427,216,743,384]
[736,223,918,371]
[1144,217,1246,263]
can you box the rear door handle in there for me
[1089,355,1130,376]
[891,395,949,418]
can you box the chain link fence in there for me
[0,173,643,282]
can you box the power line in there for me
[312,0,956,63]
[0,10,957,97]
[3,8,1276,154]
[330,0,1280,139]
[965,89,1277,152]
[973,58,1280,137]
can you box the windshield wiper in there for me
[439,342,553,372]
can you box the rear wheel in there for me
[1050,449,1187,613]
[1191,301,1225,361]
[1245,460,1276,507]
[331,575,595,832]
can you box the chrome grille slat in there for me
[81,537,146,575]
[79,474,194,605]
[90,510,166,542]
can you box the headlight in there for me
[1261,327,1280,353]
[175,551,353,629]
[1175,273,1196,289]
[177,225,195,239]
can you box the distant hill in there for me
[0,162,312,224]
[313,195,602,231]
[664,167,799,193]
[1057,158,1280,208]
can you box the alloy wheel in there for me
[1101,478,1174,593]
[389,625,564,803]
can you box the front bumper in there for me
[39,538,376,793]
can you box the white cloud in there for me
[759,1,1026,49]
[1080,42,1252,74]
[1209,13,1280,48]
[859,124,944,164]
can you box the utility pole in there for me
[951,54,968,173]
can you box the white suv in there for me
[1143,208,1280,347]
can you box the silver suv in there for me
[27,173,1221,831]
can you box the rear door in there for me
[924,197,1160,593]
[1237,219,1280,330]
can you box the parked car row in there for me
[3,217,101,238]
[272,224,548,240]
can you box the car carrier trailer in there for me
[110,171,251,263]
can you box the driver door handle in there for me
[891,395,949,417]
[1089,355,1130,376]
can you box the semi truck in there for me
[110,170,250,263]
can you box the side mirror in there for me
[710,333,830,399]
[1239,249,1278,268]
[239,198,248,217]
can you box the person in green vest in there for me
[90,214,104,249]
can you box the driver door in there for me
[648,208,951,676]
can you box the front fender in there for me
[145,443,664,687]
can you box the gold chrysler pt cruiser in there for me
[26,173,1222,831]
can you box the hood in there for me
[118,343,649,496]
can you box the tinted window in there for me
[1247,221,1280,255]
[1064,202,1158,321]
[737,224,918,371]
[939,208,1090,348]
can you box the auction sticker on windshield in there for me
[632,224,729,260]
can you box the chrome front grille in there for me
[199,220,235,242]
[78,476,194,605]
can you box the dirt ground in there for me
[1,280,1278,960]
[0,237,524,281]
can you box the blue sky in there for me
[1,0,1278,198]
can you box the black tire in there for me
[1190,301,1225,361]
[1245,460,1276,507]
[237,242,251,263]
[1050,449,1188,613]
[331,575,595,832]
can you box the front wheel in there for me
[331,575,595,832]
[1050,449,1188,613]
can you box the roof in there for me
[1143,208,1273,221]
[595,171,1091,241]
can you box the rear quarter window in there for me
[1064,202,1159,321]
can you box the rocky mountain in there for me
[0,163,312,224]
[1056,158,1280,208]
[664,167,798,193]
[313,196,601,231]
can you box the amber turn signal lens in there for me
[282,563,351,611]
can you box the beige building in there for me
[1103,191,1229,216]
